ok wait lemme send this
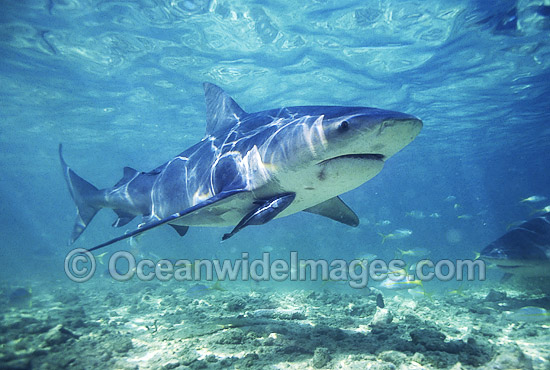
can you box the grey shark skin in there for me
[481,213,550,277]
[60,83,422,251]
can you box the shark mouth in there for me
[484,255,524,269]
[496,264,523,269]
[319,153,385,165]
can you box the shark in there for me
[60,83,422,251]
[481,213,550,277]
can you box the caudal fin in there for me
[59,144,102,245]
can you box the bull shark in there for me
[60,83,422,251]
[481,213,550,277]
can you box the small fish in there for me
[356,253,377,262]
[505,220,524,230]
[210,281,226,291]
[376,220,392,226]
[378,229,412,243]
[408,260,432,273]
[320,278,348,286]
[429,213,441,219]
[155,258,192,270]
[530,205,550,215]
[395,228,413,236]
[407,288,430,299]
[384,268,409,278]
[128,233,143,249]
[95,252,108,265]
[406,210,426,219]
[380,275,423,290]
[186,282,225,296]
[444,195,456,202]
[261,245,274,252]
[457,214,473,220]
[506,306,550,322]
[397,247,430,257]
[104,264,137,277]
[453,203,461,210]
[359,217,371,225]
[172,260,194,269]
[186,284,211,296]
[360,253,378,260]
[520,195,547,203]
[449,283,465,296]
[376,293,385,308]
[394,228,413,236]
[8,287,32,306]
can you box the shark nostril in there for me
[371,143,385,152]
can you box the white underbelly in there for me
[172,156,384,227]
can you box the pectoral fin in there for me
[303,197,359,227]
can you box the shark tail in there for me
[59,144,103,245]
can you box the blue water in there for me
[1,0,549,283]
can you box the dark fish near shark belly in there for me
[60,83,422,251]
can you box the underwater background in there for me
[1,0,550,369]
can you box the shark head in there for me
[481,243,550,277]
[232,105,423,213]
[313,106,422,163]
[272,106,422,210]
[480,214,550,277]
[203,83,422,214]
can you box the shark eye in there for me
[338,120,349,132]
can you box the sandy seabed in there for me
[1,276,549,370]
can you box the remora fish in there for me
[481,213,550,276]
[60,83,422,251]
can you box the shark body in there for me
[481,213,550,277]
[60,83,422,251]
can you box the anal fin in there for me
[303,197,359,227]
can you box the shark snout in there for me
[379,116,422,135]
[369,116,422,158]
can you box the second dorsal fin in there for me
[113,167,140,188]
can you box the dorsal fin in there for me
[113,167,139,187]
[203,82,246,136]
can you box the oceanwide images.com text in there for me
[64,249,486,287]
